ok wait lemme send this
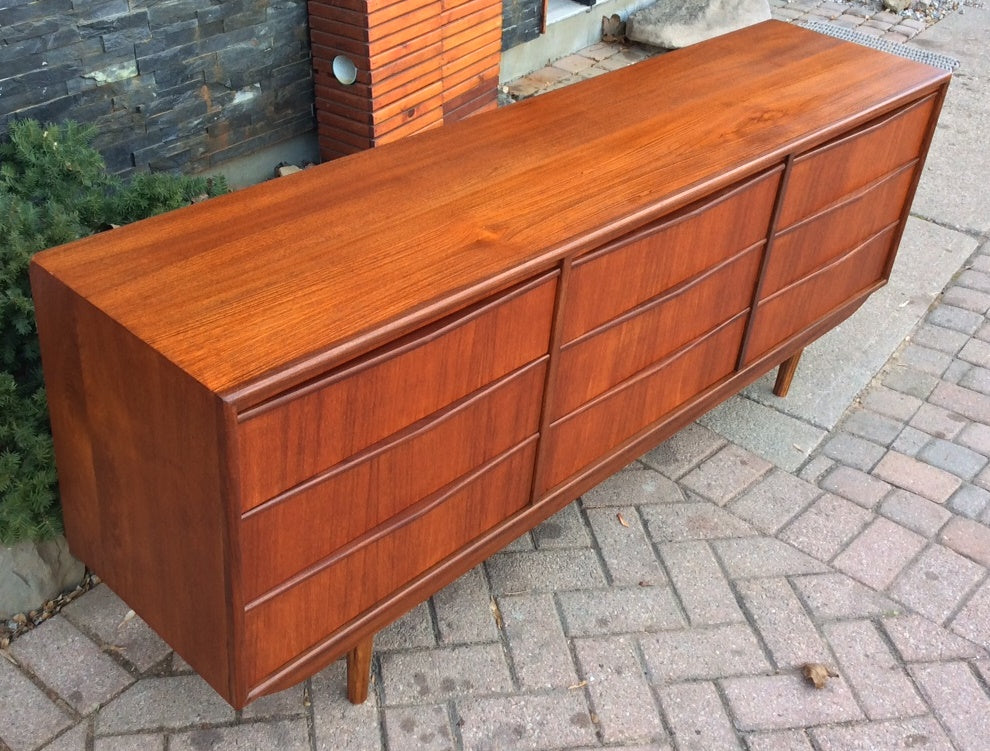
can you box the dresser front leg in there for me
[346,634,375,704]
[773,349,803,398]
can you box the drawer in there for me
[551,245,761,420]
[763,164,915,299]
[777,94,936,228]
[561,168,780,342]
[241,438,537,687]
[235,273,556,511]
[745,224,897,363]
[539,313,747,494]
[238,360,546,599]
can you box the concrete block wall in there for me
[0,0,316,176]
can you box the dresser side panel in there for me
[30,266,236,702]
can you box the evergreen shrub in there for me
[1,119,228,544]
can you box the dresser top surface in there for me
[31,20,948,405]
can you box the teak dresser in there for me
[30,21,950,708]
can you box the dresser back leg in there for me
[773,349,804,398]
[346,634,375,703]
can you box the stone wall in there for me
[501,0,541,51]
[0,0,316,175]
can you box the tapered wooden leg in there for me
[346,634,374,704]
[773,350,803,398]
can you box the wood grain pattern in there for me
[561,169,781,343]
[33,23,947,404]
[235,274,554,510]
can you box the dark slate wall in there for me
[0,0,315,175]
[502,0,540,51]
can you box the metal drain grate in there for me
[800,21,960,70]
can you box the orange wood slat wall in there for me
[309,0,502,160]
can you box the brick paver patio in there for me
[3,3,988,750]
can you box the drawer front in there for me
[777,94,936,228]
[242,438,537,687]
[561,168,780,342]
[239,360,546,599]
[763,165,915,299]
[551,245,761,420]
[539,313,747,494]
[235,273,556,511]
[745,225,897,363]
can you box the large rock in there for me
[627,0,772,49]
[0,536,85,618]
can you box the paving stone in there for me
[873,451,963,503]
[950,578,990,647]
[780,493,873,562]
[898,343,952,376]
[811,716,954,751]
[737,577,829,669]
[0,658,72,751]
[574,636,664,744]
[660,541,744,625]
[824,620,926,720]
[375,601,436,651]
[942,358,971,385]
[798,454,834,484]
[580,469,686,507]
[171,720,310,751]
[910,662,990,751]
[891,544,985,624]
[639,502,757,542]
[432,566,500,644]
[959,337,990,368]
[959,364,990,395]
[882,364,939,400]
[311,662,382,751]
[911,321,972,353]
[239,682,307,719]
[910,404,968,440]
[834,517,926,590]
[658,681,741,751]
[882,613,986,662]
[679,444,772,505]
[745,729,816,750]
[957,421,990,457]
[891,425,930,456]
[711,537,829,579]
[584,505,665,586]
[10,616,133,714]
[879,489,952,537]
[557,585,685,636]
[931,381,990,424]
[485,549,605,594]
[841,408,903,445]
[62,584,171,671]
[641,424,726,479]
[498,593,578,690]
[821,433,885,472]
[820,465,891,509]
[95,675,235,734]
[917,438,987,480]
[861,386,922,421]
[169,653,193,674]
[45,724,91,751]
[939,516,990,566]
[956,268,990,294]
[384,704,455,751]
[726,469,820,534]
[639,623,769,682]
[533,502,591,549]
[721,673,863,731]
[94,733,165,751]
[551,54,594,74]
[379,643,513,706]
[455,692,596,751]
[947,483,990,519]
[792,573,900,620]
[941,284,990,314]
